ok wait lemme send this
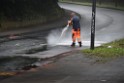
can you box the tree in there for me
[0,0,61,21]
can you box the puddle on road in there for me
[0,37,47,55]
[0,56,39,72]
[24,45,47,54]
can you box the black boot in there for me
[71,42,75,47]
[78,42,82,47]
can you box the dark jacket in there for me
[72,15,80,29]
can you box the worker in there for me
[68,12,82,47]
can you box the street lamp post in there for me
[90,0,96,50]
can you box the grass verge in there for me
[82,39,124,58]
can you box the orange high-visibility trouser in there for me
[72,28,81,42]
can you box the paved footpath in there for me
[1,50,124,83]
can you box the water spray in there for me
[58,24,69,41]
[47,24,69,46]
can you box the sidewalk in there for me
[0,50,124,83]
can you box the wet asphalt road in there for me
[0,3,124,57]
[59,3,124,42]
[0,3,124,83]
[0,29,49,56]
[1,51,124,83]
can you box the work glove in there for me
[68,20,72,26]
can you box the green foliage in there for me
[0,0,60,21]
[83,48,124,58]
[83,39,124,58]
[0,0,64,31]
[103,39,124,48]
